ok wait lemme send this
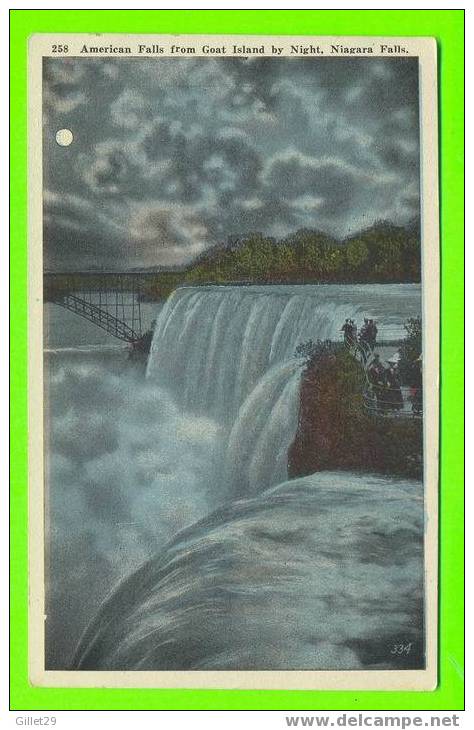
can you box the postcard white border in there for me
[28,33,439,691]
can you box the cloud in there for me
[43,57,420,269]
[43,191,129,270]
[264,151,358,209]
[129,200,212,262]
[262,149,403,226]
[43,59,87,114]
[43,191,211,269]
[81,141,136,194]
[110,89,150,129]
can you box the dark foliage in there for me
[45,221,421,303]
[295,339,346,371]
[184,222,420,288]
[138,221,421,300]
[289,347,423,480]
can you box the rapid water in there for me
[147,284,421,426]
[147,283,421,497]
[74,472,425,671]
[45,282,423,670]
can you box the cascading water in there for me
[224,360,303,498]
[146,283,421,495]
[74,471,425,671]
[46,282,423,669]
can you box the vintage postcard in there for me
[28,34,439,690]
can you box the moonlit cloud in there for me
[43,57,420,271]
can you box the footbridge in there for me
[44,272,156,344]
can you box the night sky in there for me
[43,56,420,271]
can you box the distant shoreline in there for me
[137,278,421,302]
[44,273,421,304]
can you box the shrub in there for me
[294,339,344,368]
[289,341,423,480]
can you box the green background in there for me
[10,9,464,711]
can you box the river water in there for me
[44,283,425,671]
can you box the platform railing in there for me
[341,334,422,419]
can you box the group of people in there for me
[341,317,378,350]
[359,318,378,349]
[367,353,404,412]
[340,316,423,415]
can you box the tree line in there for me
[183,221,421,287]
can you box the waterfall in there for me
[146,283,421,495]
[56,282,423,671]
[224,360,303,498]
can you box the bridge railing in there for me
[54,294,143,343]
[45,273,146,344]
[362,385,422,419]
[341,334,422,419]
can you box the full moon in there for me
[55,128,73,147]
